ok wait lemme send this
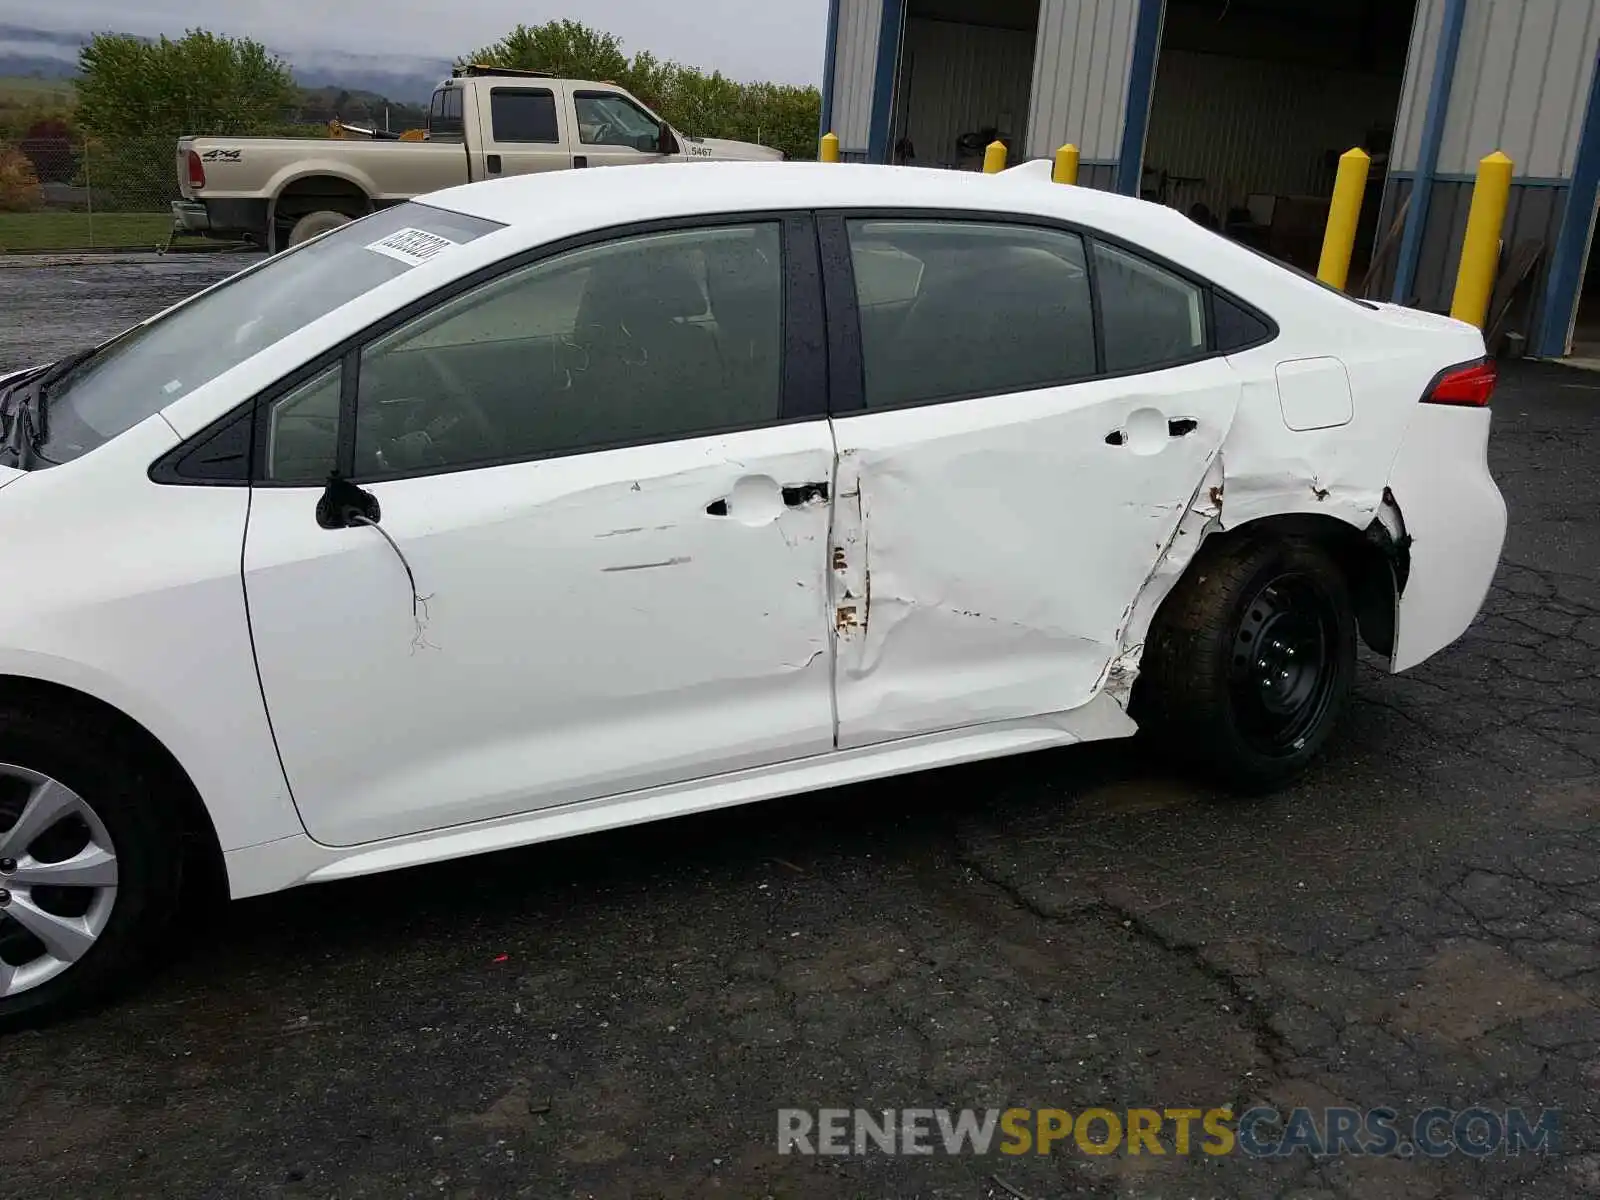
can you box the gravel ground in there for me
[2,258,1600,1199]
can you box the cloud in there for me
[0,0,829,85]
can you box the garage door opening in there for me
[1143,0,1418,283]
[887,0,1041,170]
[1563,199,1600,362]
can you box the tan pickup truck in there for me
[173,65,784,252]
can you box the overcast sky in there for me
[0,0,830,85]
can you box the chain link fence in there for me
[0,134,233,253]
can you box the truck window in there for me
[490,88,559,144]
[429,87,465,141]
[573,92,662,150]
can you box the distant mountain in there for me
[0,24,450,104]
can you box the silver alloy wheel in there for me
[0,763,119,998]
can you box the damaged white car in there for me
[0,161,1506,1023]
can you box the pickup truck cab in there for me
[173,65,784,252]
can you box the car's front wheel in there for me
[0,704,184,1029]
[1133,534,1357,793]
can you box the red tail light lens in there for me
[1425,358,1497,407]
[186,150,206,190]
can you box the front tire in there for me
[0,705,184,1030]
[1133,535,1357,794]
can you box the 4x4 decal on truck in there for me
[200,148,242,162]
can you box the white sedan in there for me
[0,161,1506,1024]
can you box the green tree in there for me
[75,29,296,140]
[461,20,629,82]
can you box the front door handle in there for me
[573,155,589,168]
[781,482,829,507]
[705,477,829,523]
[486,153,503,174]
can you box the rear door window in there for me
[490,88,560,143]
[844,219,1097,409]
[1091,241,1207,373]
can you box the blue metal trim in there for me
[1115,0,1166,196]
[1393,0,1467,304]
[1538,50,1600,357]
[1388,170,1572,189]
[820,0,842,139]
[867,0,907,165]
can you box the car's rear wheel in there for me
[1133,534,1357,793]
[0,706,183,1030]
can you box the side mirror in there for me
[657,127,679,155]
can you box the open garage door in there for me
[1144,0,1418,283]
[887,0,1041,170]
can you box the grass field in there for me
[0,211,171,251]
[0,75,75,107]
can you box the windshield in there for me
[31,202,504,466]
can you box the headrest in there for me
[577,250,706,331]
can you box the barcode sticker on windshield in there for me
[365,227,457,267]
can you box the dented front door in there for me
[829,361,1242,748]
[244,425,838,847]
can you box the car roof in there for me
[422,161,1191,248]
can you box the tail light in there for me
[186,150,206,190]
[1424,358,1496,407]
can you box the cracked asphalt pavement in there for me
[2,257,1600,1198]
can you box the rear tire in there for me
[0,704,184,1030]
[1132,534,1357,794]
[286,209,352,248]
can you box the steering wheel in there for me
[424,354,497,441]
[367,355,500,470]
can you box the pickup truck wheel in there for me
[286,210,352,248]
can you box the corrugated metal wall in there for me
[1143,49,1403,219]
[1395,0,1600,175]
[1026,0,1141,162]
[1443,0,1600,176]
[830,0,884,154]
[1391,0,1440,173]
[1373,178,1567,335]
[894,18,1037,168]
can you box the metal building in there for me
[819,0,1600,358]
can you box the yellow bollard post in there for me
[983,140,1007,174]
[1316,147,1372,291]
[1053,143,1081,185]
[1451,151,1515,328]
[820,132,840,163]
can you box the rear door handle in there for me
[1105,418,1199,446]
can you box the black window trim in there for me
[488,86,561,145]
[153,209,829,488]
[818,206,1280,417]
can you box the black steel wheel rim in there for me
[1226,572,1341,757]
